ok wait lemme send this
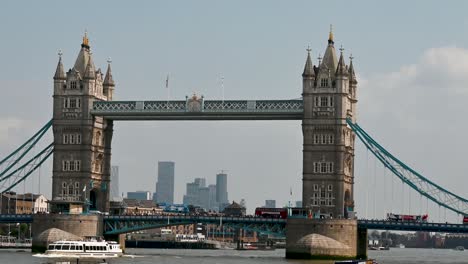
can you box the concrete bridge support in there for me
[286,218,365,260]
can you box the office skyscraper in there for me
[156,161,175,204]
[110,166,120,201]
[216,172,228,209]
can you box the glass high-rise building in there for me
[156,161,175,204]
[110,166,120,201]
[216,173,228,208]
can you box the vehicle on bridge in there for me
[463,216,468,224]
[387,213,428,222]
[255,207,287,219]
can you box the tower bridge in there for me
[0,28,467,259]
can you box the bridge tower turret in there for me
[50,32,114,213]
[302,28,357,219]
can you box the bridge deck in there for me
[91,99,304,120]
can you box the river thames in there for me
[0,248,467,264]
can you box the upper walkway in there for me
[90,99,304,120]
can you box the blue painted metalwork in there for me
[103,215,286,236]
[346,118,468,216]
[1,143,53,192]
[91,99,303,120]
[358,220,468,233]
[0,214,33,223]
[0,120,52,179]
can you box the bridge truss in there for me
[103,215,286,236]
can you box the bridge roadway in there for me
[2,214,468,235]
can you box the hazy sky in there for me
[1,1,468,221]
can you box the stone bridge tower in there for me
[51,33,115,213]
[302,29,358,219]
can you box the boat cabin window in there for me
[62,245,70,250]
[86,246,90,250]
[78,245,83,250]
[48,245,54,250]
[70,245,75,250]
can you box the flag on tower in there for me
[165,75,169,89]
[290,187,292,196]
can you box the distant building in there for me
[198,187,210,210]
[127,191,150,200]
[295,201,303,207]
[183,182,200,206]
[156,161,175,204]
[1,192,48,214]
[110,199,162,215]
[216,173,228,207]
[194,178,206,188]
[110,165,120,201]
[222,201,246,217]
[265,200,276,208]
[208,184,217,211]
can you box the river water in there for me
[0,248,466,264]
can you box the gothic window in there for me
[314,97,319,107]
[70,81,77,89]
[62,182,67,188]
[63,134,69,144]
[320,78,329,87]
[62,160,69,171]
[69,161,75,171]
[320,200,326,205]
[328,163,334,173]
[328,185,333,191]
[75,160,81,171]
[68,185,73,195]
[76,134,82,144]
[321,135,327,144]
[69,134,75,144]
[70,99,77,108]
[313,163,319,173]
[327,134,334,144]
[74,182,80,189]
[320,163,327,173]
[314,200,318,206]
[328,200,333,206]
[314,134,320,144]
[320,97,329,107]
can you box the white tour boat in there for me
[41,237,123,259]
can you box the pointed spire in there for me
[302,46,315,77]
[336,45,348,76]
[84,53,96,79]
[82,30,90,50]
[53,50,66,80]
[349,54,357,82]
[328,24,334,45]
[321,26,338,73]
[104,57,115,86]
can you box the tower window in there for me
[321,78,329,87]
[328,185,333,191]
[63,134,69,144]
[313,184,318,191]
[70,81,77,89]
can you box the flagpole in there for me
[221,76,225,109]
[166,75,170,110]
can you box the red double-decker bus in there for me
[255,207,287,219]
[387,213,428,222]
[463,216,468,225]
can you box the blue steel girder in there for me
[103,215,286,236]
[346,118,468,216]
[358,220,468,233]
[0,214,33,223]
[91,99,303,120]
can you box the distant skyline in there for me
[0,1,467,220]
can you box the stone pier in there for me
[286,218,367,260]
[31,214,103,252]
